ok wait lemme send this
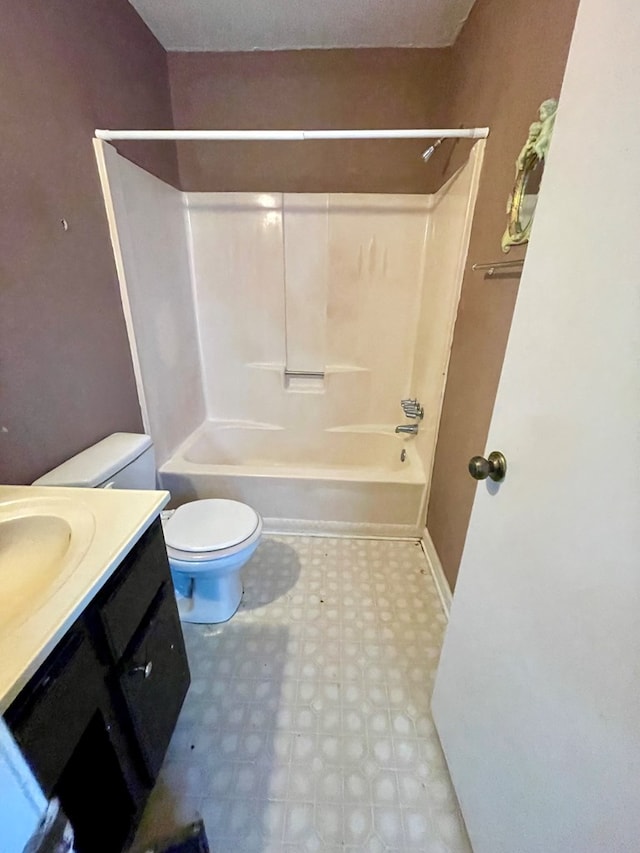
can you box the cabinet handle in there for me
[130,661,153,679]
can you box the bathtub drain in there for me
[400,449,407,462]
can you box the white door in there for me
[432,1,640,851]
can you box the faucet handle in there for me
[404,406,424,420]
[401,398,424,420]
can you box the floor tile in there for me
[131,535,471,852]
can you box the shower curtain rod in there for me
[94,127,489,142]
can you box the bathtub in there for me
[159,421,427,536]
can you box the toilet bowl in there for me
[32,433,263,625]
[163,499,263,623]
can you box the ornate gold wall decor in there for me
[502,99,558,252]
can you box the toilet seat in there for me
[164,499,262,563]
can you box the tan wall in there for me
[426,0,580,588]
[2,0,579,557]
[168,49,452,194]
[0,0,177,483]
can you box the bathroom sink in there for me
[0,497,96,635]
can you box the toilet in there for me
[33,433,262,624]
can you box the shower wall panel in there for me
[411,141,485,501]
[95,142,205,464]
[283,194,328,374]
[326,195,432,426]
[186,193,287,422]
[186,192,432,430]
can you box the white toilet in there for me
[34,433,262,623]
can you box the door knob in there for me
[468,451,507,482]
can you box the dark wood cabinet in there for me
[118,583,190,781]
[4,519,190,853]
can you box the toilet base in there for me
[172,569,244,624]
[168,539,260,624]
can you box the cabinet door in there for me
[118,585,190,781]
[6,625,103,795]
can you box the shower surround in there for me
[95,140,483,535]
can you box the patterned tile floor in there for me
[132,535,471,853]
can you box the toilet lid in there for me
[164,499,260,553]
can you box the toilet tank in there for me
[33,433,157,490]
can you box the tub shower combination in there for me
[94,126,484,535]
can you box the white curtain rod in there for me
[94,127,489,142]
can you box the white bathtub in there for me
[159,422,426,536]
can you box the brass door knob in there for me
[468,451,507,482]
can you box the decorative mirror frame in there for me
[502,99,558,252]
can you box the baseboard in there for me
[420,528,452,618]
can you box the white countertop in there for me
[0,485,170,714]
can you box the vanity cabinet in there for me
[4,519,190,853]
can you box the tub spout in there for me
[395,424,419,435]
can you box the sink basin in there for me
[0,497,96,635]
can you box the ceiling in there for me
[128,0,476,52]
